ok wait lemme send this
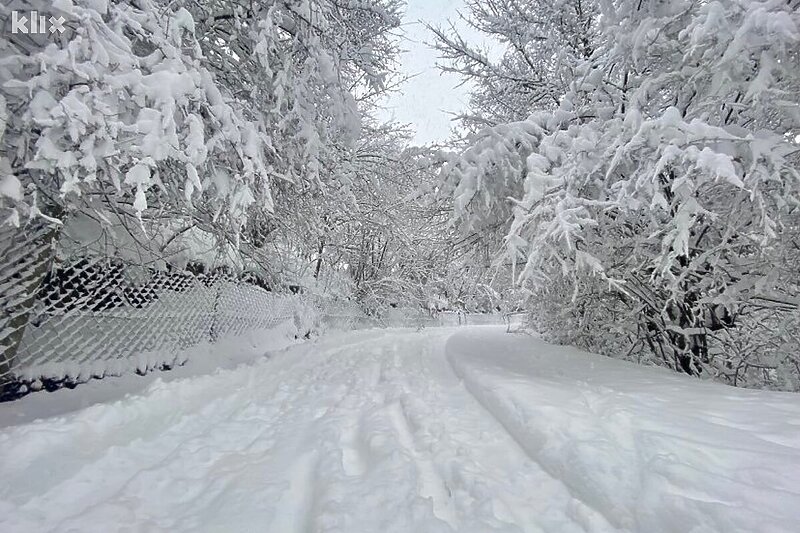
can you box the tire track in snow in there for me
[386,399,458,529]
[268,450,320,533]
[314,328,607,532]
[401,329,618,533]
[339,415,367,477]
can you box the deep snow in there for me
[1,326,799,532]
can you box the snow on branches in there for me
[3,0,257,232]
[0,0,402,253]
[442,0,800,388]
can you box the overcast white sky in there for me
[379,0,489,145]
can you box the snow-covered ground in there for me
[1,326,799,532]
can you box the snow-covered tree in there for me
[0,0,402,246]
[0,0,402,376]
[440,0,800,388]
[264,121,456,313]
[430,0,598,129]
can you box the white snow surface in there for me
[1,326,799,532]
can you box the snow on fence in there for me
[0,259,321,399]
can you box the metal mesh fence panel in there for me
[0,230,310,397]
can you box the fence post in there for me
[208,274,223,342]
[0,223,60,393]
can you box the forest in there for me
[1,0,799,390]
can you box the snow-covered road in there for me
[2,327,799,532]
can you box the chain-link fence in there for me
[0,222,358,400]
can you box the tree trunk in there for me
[314,238,325,279]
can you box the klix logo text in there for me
[11,11,66,34]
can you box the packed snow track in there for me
[2,327,799,532]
